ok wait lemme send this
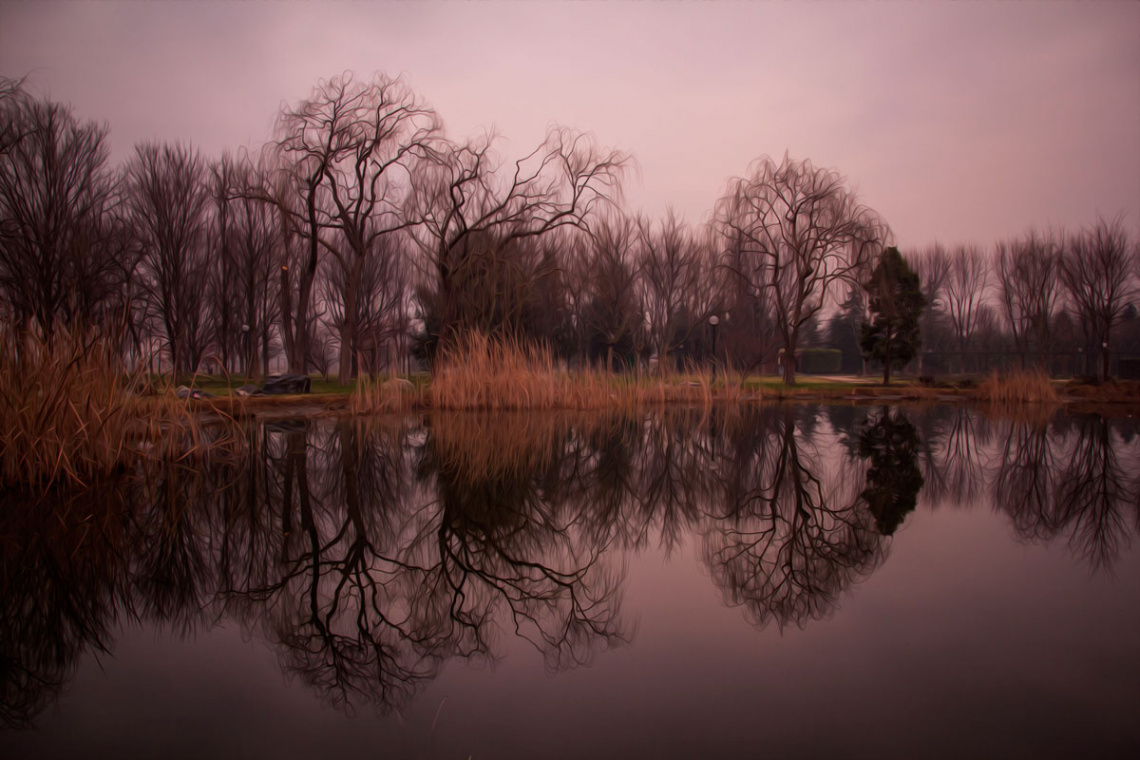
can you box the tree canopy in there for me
[860,246,925,385]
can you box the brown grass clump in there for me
[0,329,138,487]
[428,333,561,410]
[426,332,753,411]
[977,369,1061,404]
[0,328,237,490]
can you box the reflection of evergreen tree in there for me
[858,408,924,535]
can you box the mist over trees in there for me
[2,72,1138,384]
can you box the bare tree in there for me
[1059,216,1135,381]
[408,126,629,358]
[125,142,211,374]
[320,232,409,375]
[715,154,887,385]
[275,73,440,383]
[942,244,990,373]
[582,214,643,372]
[906,243,951,374]
[637,209,717,372]
[209,152,280,377]
[0,76,29,155]
[0,87,129,335]
[996,229,1063,370]
[719,224,779,375]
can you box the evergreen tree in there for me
[860,246,925,385]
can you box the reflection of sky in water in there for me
[2,406,1138,758]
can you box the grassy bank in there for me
[189,365,1136,414]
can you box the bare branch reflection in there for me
[702,405,886,631]
[3,406,1138,727]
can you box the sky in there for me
[2,0,1138,248]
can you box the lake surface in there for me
[2,404,1138,759]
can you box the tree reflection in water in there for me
[2,405,1138,726]
[702,405,886,630]
[992,413,1136,571]
[857,407,924,536]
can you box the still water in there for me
[2,405,1138,758]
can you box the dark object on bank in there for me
[174,386,213,400]
[261,374,311,395]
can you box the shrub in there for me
[977,369,1060,404]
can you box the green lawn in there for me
[160,372,431,397]
[158,370,930,399]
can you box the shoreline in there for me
[173,379,1140,420]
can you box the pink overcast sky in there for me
[2,1,1137,247]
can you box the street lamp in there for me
[241,323,250,379]
[709,315,720,382]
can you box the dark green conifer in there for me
[860,246,925,385]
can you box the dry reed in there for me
[426,332,752,411]
[977,369,1061,404]
[0,328,239,490]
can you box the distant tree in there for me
[943,244,990,373]
[718,225,779,374]
[716,154,887,385]
[125,142,211,374]
[860,246,925,385]
[582,215,643,372]
[411,230,565,361]
[408,126,628,361]
[0,85,129,335]
[1059,216,1135,381]
[996,229,1062,370]
[209,152,280,378]
[321,232,409,376]
[637,210,717,372]
[825,283,866,375]
[906,243,951,375]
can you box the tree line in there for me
[2,72,1137,384]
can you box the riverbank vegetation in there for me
[3,73,1138,401]
[1,72,1137,491]
[0,329,243,489]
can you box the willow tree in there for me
[274,72,440,382]
[716,154,887,385]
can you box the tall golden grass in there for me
[977,369,1061,404]
[0,328,238,489]
[425,332,749,411]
